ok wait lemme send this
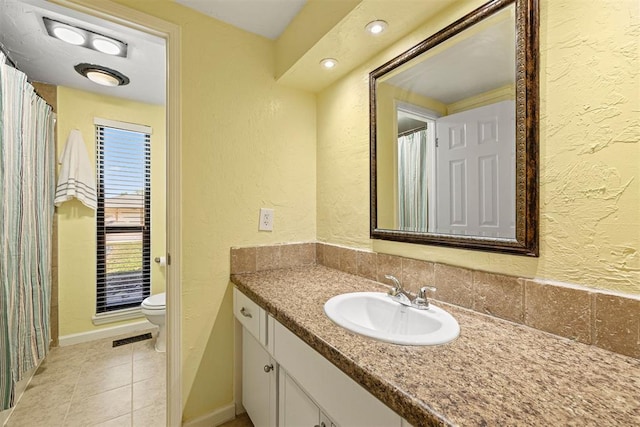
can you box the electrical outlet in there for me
[259,208,274,231]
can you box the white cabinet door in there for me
[243,329,277,427]
[320,412,337,427]
[279,369,320,427]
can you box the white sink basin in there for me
[324,292,460,346]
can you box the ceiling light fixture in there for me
[92,38,122,56]
[320,58,338,69]
[365,20,388,35]
[86,70,119,86]
[43,17,128,58]
[52,26,86,45]
[74,63,130,87]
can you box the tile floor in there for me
[6,329,165,427]
[219,413,253,427]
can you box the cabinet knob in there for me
[240,307,253,318]
[263,364,274,373]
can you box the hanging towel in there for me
[54,129,97,210]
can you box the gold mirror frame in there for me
[370,0,539,256]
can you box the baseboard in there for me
[92,307,144,325]
[58,320,155,347]
[182,403,236,427]
[235,401,245,416]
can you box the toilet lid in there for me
[142,292,165,309]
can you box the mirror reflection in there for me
[375,4,516,239]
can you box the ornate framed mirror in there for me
[370,0,539,256]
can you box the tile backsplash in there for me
[230,242,640,359]
[230,242,316,274]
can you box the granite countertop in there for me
[231,265,640,427]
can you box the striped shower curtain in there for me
[397,129,428,232]
[0,53,55,410]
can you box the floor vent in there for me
[112,332,152,347]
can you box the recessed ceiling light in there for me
[320,58,338,69]
[52,26,86,45]
[74,63,130,87]
[92,38,121,56]
[365,20,388,35]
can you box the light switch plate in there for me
[259,208,274,231]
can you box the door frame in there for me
[52,1,182,425]
[395,102,439,232]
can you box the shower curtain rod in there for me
[0,43,54,111]
[0,42,18,69]
[398,124,428,138]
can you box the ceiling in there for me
[385,6,515,105]
[0,0,471,105]
[176,0,307,40]
[0,0,309,106]
[0,0,166,105]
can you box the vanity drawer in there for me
[234,287,267,345]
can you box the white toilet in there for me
[141,292,166,352]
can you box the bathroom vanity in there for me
[232,265,640,426]
[234,287,401,427]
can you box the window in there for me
[96,119,151,313]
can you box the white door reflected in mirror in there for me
[434,100,515,238]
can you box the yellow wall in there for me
[57,86,166,336]
[60,0,636,423]
[317,0,640,295]
[112,1,317,422]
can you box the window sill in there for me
[92,307,144,325]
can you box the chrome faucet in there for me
[384,275,412,306]
[385,275,437,310]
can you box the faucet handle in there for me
[384,275,402,295]
[412,286,436,310]
[419,286,436,295]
